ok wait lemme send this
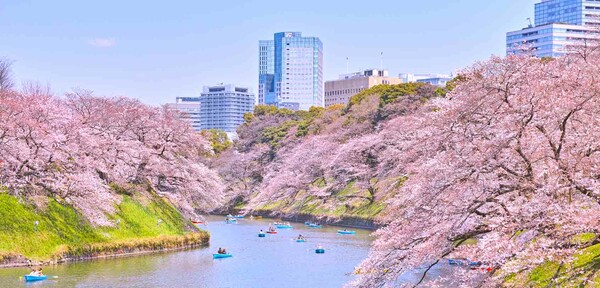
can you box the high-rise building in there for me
[165,97,201,131]
[534,0,600,27]
[324,69,402,107]
[258,40,275,106]
[258,32,323,111]
[507,0,600,58]
[199,84,255,134]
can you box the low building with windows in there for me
[165,97,201,131]
[324,69,402,107]
[399,73,452,87]
[199,84,255,134]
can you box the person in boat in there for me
[217,247,223,254]
[343,228,348,231]
[28,268,37,276]
[260,229,264,233]
[221,248,227,254]
[297,234,305,240]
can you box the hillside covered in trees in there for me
[212,81,443,222]
[0,86,223,262]
[215,51,600,286]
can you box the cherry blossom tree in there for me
[0,89,224,225]
[353,53,600,287]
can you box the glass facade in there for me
[535,0,600,26]
[506,23,598,57]
[258,40,275,105]
[259,32,324,111]
[507,1,600,57]
[199,84,255,133]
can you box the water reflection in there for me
[0,217,373,288]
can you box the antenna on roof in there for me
[527,17,533,28]
[346,57,349,74]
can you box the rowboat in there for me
[448,258,481,267]
[315,248,325,254]
[258,233,266,237]
[308,224,322,228]
[233,215,244,219]
[296,239,306,242]
[23,275,48,282]
[213,253,232,259]
[266,231,277,234]
[275,224,293,229]
[337,230,356,235]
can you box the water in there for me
[0,216,373,288]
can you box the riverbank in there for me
[243,210,379,230]
[0,192,209,268]
[0,216,373,287]
[226,181,394,230]
[0,232,209,268]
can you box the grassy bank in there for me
[0,192,208,264]
[502,234,600,287]
[244,178,402,223]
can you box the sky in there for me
[0,0,538,106]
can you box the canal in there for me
[0,216,374,288]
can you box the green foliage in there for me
[379,82,425,105]
[570,233,597,245]
[243,112,255,124]
[348,84,393,107]
[347,83,427,108]
[108,183,133,196]
[453,238,478,247]
[201,129,232,155]
[260,120,297,148]
[528,261,562,287]
[311,177,327,189]
[0,192,198,261]
[573,243,600,268]
[442,74,467,95]
[335,181,358,197]
[253,105,278,116]
[295,107,324,137]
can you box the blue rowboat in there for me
[233,215,244,219]
[308,224,322,228]
[275,224,293,229]
[258,233,266,237]
[337,230,356,235]
[213,253,232,259]
[296,239,306,242]
[448,258,482,267]
[23,275,48,282]
[304,221,312,225]
[225,219,237,224]
[448,259,463,266]
[315,248,325,254]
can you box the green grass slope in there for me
[0,192,207,262]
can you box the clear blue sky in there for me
[0,0,537,105]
